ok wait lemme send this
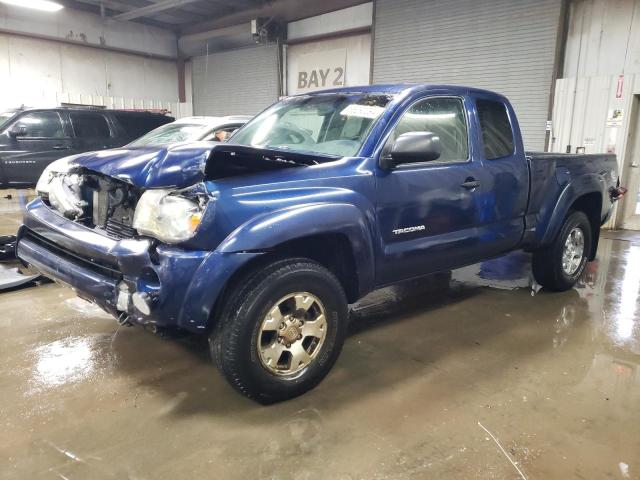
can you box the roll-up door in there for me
[372,0,562,150]
[192,44,279,116]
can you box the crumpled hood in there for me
[69,142,338,189]
[69,141,214,189]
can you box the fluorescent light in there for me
[0,0,64,12]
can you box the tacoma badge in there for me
[393,225,426,235]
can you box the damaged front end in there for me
[35,156,210,244]
[37,164,142,240]
[34,144,329,243]
[21,143,331,328]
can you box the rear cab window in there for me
[69,112,111,138]
[476,99,514,159]
[114,113,171,140]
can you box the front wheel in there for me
[210,258,348,403]
[532,211,592,291]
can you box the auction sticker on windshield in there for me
[340,104,385,119]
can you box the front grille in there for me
[22,228,122,279]
[105,218,137,240]
[78,172,140,239]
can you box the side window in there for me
[203,125,242,142]
[12,111,64,138]
[114,113,168,140]
[476,99,514,159]
[70,112,111,139]
[388,97,468,163]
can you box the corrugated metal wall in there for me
[372,0,562,150]
[192,45,279,116]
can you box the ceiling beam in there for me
[112,0,203,21]
[180,0,369,35]
[72,0,139,13]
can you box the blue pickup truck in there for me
[17,85,622,402]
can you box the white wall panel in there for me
[554,0,640,227]
[551,74,640,227]
[0,33,180,112]
[59,43,107,95]
[564,0,640,78]
[0,2,177,58]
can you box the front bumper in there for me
[17,198,231,332]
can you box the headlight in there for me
[36,156,77,195]
[133,189,205,244]
[48,173,86,219]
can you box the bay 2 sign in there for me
[293,49,347,93]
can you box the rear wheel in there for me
[532,211,592,291]
[210,258,348,403]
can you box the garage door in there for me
[372,0,562,150]
[192,44,279,116]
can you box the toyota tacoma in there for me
[16,85,624,402]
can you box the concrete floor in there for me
[1,190,639,480]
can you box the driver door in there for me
[0,111,72,186]
[375,96,487,286]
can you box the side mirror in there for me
[8,124,27,138]
[380,131,442,170]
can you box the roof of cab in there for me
[302,83,505,99]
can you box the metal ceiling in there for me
[61,0,369,34]
[63,0,270,32]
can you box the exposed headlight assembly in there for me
[35,156,77,195]
[48,173,87,219]
[133,188,206,244]
[35,156,87,219]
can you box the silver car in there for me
[129,115,252,146]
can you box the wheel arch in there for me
[570,192,602,260]
[539,175,605,260]
[217,203,375,298]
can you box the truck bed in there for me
[524,151,618,248]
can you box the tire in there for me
[532,211,592,292]
[210,258,348,403]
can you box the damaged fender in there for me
[219,202,376,295]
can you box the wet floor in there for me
[1,190,639,479]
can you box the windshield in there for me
[0,110,17,128]
[129,122,209,146]
[230,93,393,157]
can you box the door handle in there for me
[461,178,480,189]
[52,145,70,150]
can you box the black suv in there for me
[0,108,173,188]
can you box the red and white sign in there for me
[616,75,624,99]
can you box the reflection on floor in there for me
[1,190,639,479]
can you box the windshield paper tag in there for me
[340,104,385,119]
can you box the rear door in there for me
[0,110,72,186]
[471,95,529,256]
[69,111,118,154]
